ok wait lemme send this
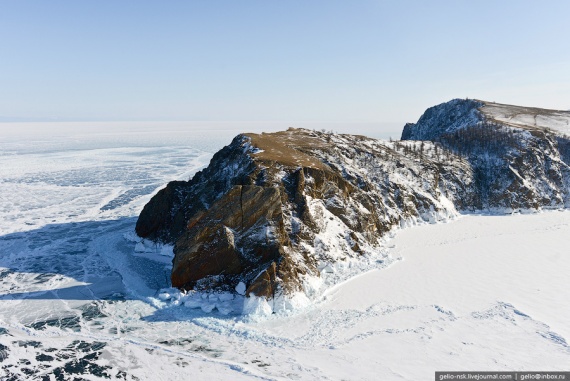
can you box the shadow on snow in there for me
[0,217,170,302]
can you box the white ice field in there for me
[1,123,569,380]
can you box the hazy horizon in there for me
[0,120,405,143]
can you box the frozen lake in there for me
[1,123,569,380]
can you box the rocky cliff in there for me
[136,99,570,313]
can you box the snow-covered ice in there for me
[1,123,569,380]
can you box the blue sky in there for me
[1,1,569,124]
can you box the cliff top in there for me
[243,128,329,170]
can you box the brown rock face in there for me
[135,181,191,241]
[171,185,287,292]
[246,262,277,299]
[171,224,242,289]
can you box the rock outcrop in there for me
[136,99,570,312]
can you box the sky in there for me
[1,0,569,127]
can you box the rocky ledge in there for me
[136,99,570,313]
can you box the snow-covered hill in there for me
[481,101,570,136]
[136,129,476,315]
[138,99,570,315]
[403,99,570,210]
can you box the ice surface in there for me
[1,123,569,379]
[235,282,246,295]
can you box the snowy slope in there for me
[250,212,570,380]
[481,101,570,136]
